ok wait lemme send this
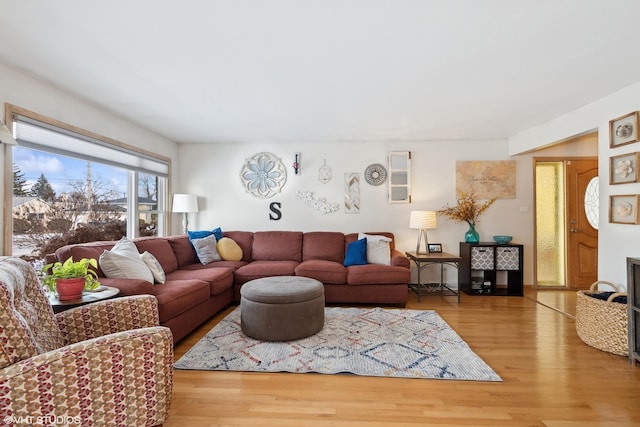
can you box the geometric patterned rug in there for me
[175,306,502,381]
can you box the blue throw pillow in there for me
[343,237,368,266]
[188,227,223,242]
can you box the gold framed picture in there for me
[610,112,639,148]
[609,194,640,224]
[610,152,640,184]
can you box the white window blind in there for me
[14,116,169,177]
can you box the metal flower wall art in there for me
[295,190,339,214]
[240,152,287,198]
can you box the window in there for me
[584,177,599,230]
[7,105,170,259]
[535,161,565,287]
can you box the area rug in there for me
[175,306,501,381]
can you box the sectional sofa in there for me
[45,231,411,343]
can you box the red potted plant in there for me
[42,256,101,301]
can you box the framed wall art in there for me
[456,160,516,199]
[610,152,640,184]
[344,173,360,214]
[609,194,640,224]
[609,111,639,148]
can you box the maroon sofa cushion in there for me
[97,277,156,296]
[223,231,254,262]
[251,231,302,262]
[166,267,234,295]
[295,260,346,284]
[55,241,115,278]
[346,264,411,285]
[167,235,198,267]
[234,260,299,284]
[302,232,345,262]
[151,279,210,323]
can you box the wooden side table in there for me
[405,251,461,303]
[48,285,120,313]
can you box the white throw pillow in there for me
[192,234,222,265]
[99,236,154,282]
[358,233,392,265]
[140,251,166,284]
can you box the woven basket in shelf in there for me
[576,280,628,356]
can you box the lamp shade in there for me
[0,120,17,145]
[409,210,437,229]
[172,194,198,213]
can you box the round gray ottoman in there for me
[240,276,325,341]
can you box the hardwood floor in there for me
[529,287,577,318]
[166,288,640,426]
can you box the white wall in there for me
[2,59,632,290]
[510,81,640,290]
[0,63,179,251]
[180,140,535,285]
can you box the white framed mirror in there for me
[388,151,411,203]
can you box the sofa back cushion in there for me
[134,237,179,274]
[55,241,116,278]
[251,231,303,262]
[167,235,198,268]
[223,231,254,262]
[302,232,345,262]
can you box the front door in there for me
[565,158,599,289]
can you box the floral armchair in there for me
[0,257,173,427]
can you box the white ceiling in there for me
[1,0,639,144]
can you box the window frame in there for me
[3,103,172,254]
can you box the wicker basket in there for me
[576,280,628,356]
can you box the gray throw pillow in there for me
[192,234,222,265]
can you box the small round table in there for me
[48,285,120,313]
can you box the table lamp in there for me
[409,210,437,254]
[172,194,198,233]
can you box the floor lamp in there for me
[172,194,198,234]
[409,210,437,254]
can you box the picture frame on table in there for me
[428,243,443,253]
[610,152,640,184]
[609,194,640,224]
[610,112,639,148]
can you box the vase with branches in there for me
[437,192,495,243]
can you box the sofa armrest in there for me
[56,295,161,344]
[0,326,173,426]
[390,249,410,268]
